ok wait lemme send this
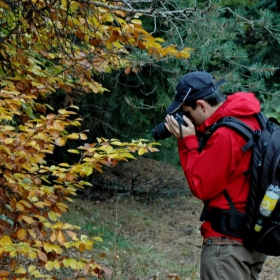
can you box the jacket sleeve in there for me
[178,128,240,201]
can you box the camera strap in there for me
[179,123,183,138]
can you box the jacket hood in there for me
[197,92,261,133]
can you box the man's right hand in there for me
[164,115,196,139]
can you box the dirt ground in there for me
[75,157,280,280]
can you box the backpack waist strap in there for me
[204,208,247,239]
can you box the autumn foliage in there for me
[0,0,191,278]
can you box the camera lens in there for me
[151,111,187,141]
[151,122,171,141]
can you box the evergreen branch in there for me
[220,7,280,41]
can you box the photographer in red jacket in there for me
[164,71,267,280]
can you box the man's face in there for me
[181,102,208,127]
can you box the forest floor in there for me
[67,158,280,280]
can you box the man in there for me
[164,71,267,280]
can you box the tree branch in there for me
[77,0,198,18]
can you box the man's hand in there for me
[164,114,196,139]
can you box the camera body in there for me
[151,111,187,141]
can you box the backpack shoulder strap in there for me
[199,116,258,152]
[256,112,268,128]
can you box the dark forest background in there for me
[48,0,280,167]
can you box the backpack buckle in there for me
[254,130,261,137]
[207,238,212,246]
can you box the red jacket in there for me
[178,92,261,240]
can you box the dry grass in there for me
[64,193,280,280]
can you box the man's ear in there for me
[196,100,207,111]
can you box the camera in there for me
[151,111,187,141]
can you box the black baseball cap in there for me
[166,71,222,114]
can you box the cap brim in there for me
[166,101,183,114]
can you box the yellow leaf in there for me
[29,268,42,277]
[14,267,26,274]
[131,19,142,25]
[0,235,12,246]
[34,201,45,208]
[53,260,60,269]
[41,177,51,184]
[68,104,79,110]
[82,165,93,176]
[62,223,74,229]
[45,261,54,271]
[57,230,65,243]
[19,200,32,208]
[16,202,25,212]
[65,197,73,202]
[28,265,37,273]
[106,13,114,22]
[70,1,79,11]
[53,244,63,254]
[138,147,147,155]
[61,0,67,8]
[22,215,34,224]
[44,243,62,254]
[148,147,160,152]
[70,120,81,126]
[113,41,123,48]
[4,138,14,144]
[176,50,191,59]
[27,229,37,239]
[70,259,77,269]
[5,245,15,253]
[43,222,52,228]
[0,145,11,155]
[50,232,57,242]
[63,258,71,268]
[67,149,80,154]
[53,121,65,131]
[4,125,15,131]
[110,141,123,146]
[29,251,37,258]
[10,249,17,257]
[48,211,58,222]
[17,229,27,241]
[21,163,31,172]
[38,133,49,140]
[43,243,52,253]
[59,163,70,167]
[63,258,77,269]
[34,215,46,222]
[55,137,66,146]
[119,153,136,159]
[28,189,37,199]
[80,234,88,241]
[66,133,79,139]
[80,180,93,187]
[57,202,68,209]
[80,133,87,140]
[53,221,63,229]
[93,236,103,242]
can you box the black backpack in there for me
[199,112,280,256]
